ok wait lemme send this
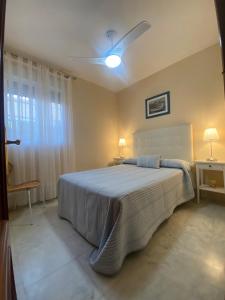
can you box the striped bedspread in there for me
[58,164,194,275]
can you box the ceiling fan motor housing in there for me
[106,30,117,40]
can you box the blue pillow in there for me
[137,155,161,169]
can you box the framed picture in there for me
[145,91,170,119]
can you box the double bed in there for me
[58,124,195,275]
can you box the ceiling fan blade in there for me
[109,21,151,55]
[69,56,105,65]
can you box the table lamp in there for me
[118,137,126,158]
[203,128,219,161]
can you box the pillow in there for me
[122,158,137,165]
[137,155,161,169]
[160,159,191,171]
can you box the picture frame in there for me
[145,91,170,119]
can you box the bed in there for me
[58,124,195,275]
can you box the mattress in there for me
[58,164,194,275]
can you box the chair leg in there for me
[42,197,46,208]
[27,189,33,225]
[14,198,17,210]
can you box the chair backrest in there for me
[5,129,8,176]
[6,161,13,186]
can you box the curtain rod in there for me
[4,49,77,80]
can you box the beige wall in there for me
[72,45,225,172]
[117,45,225,161]
[72,78,118,170]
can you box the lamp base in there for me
[206,157,217,162]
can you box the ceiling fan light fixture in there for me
[105,54,121,68]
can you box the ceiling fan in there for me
[70,20,151,69]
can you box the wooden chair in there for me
[7,162,42,224]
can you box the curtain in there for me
[4,52,75,205]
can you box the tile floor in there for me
[9,198,225,300]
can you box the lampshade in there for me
[203,128,219,142]
[118,137,126,147]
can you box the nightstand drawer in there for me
[197,163,224,171]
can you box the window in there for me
[5,91,64,146]
[4,51,75,202]
[7,94,36,122]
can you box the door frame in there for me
[0,0,8,220]
[215,0,225,92]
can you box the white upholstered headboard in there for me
[133,124,193,162]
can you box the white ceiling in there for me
[5,0,219,92]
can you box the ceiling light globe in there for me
[105,55,121,68]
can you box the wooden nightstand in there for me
[108,157,125,166]
[112,157,124,165]
[195,161,225,203]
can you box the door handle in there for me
[5,140,21,145]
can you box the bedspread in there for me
[58,164,194,275]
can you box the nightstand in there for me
[112,157,124,165]
[108,157,124,166]
[195,161,225,203]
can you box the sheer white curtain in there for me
[4,52,75,205]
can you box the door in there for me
[0,2,17,299]
[215,0,225,92]
[0,0,8,220]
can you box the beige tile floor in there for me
[9,198,225,300]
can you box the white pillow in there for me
[160,159,191,171]
[137,155,161,169]
[122,158,137,165]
